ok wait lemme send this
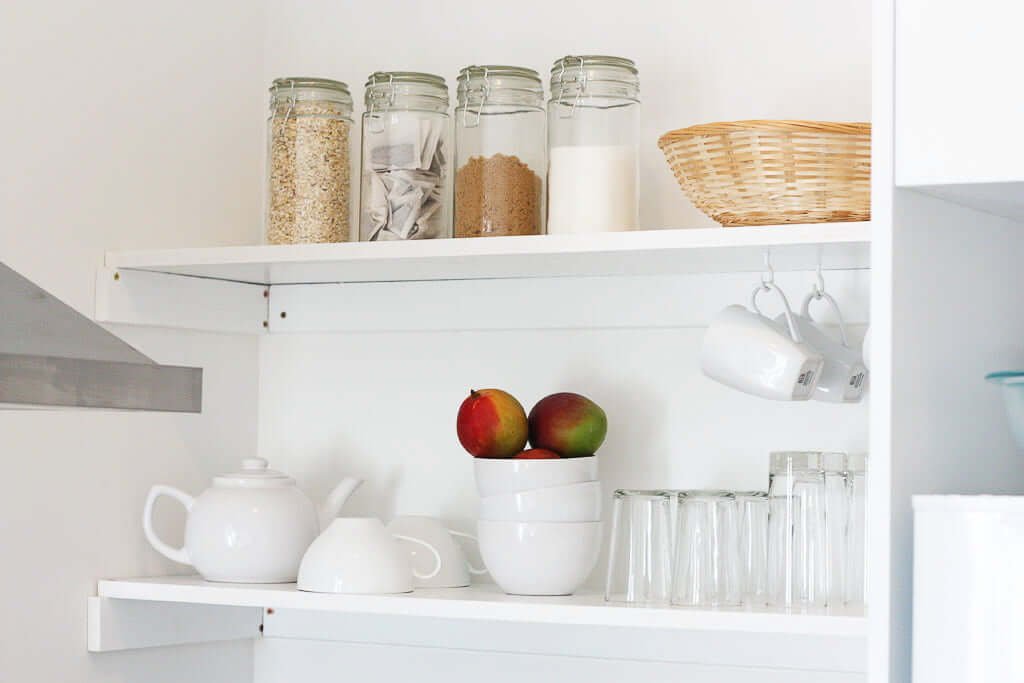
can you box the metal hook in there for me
[814,261,826,299]
[760,250,775,289]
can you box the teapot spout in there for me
[318,477,363,529]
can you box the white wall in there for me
[0,1,264,681]
[264,0,871,231]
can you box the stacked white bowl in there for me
[475,456,602,596]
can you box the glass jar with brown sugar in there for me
[454,66,546,238]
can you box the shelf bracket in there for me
[87,597,262,652]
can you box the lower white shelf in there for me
[90,576,866,674]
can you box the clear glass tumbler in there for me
[823,452,848,607]
[604,490,674,605]
[844,453,867,606]
[736,491,769,605]
[671,490,740,607]
[767,452,828,609]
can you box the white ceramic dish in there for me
[478,481,602,522]
[477,520,602,596]
[473,456,599,497]
[298,517,440,594]
[386,515,487,588]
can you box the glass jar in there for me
[266,77,353,244]
[454,66,546,238]
[359,72,451,241]
[547,56,640,235]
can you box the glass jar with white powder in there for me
[547,56,639,234]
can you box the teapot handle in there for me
[143,485,195,566]
[447,530,489,575]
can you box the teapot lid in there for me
[214,457,296,488]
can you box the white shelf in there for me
[96,575,865,635]
[106,223,871,285]
[90,576,866,673]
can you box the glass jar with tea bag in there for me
[266,77,353,244]
[454,65,546,238]
[547,56,640,235]
[359,72,451,241]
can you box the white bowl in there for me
[298,518,420,594]
[473,456,599,497]
[479,481,602,522]
[477,520,602,596]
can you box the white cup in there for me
[775,291,867,403]
[386,515,487,588]
[477,520,603,596]
[479,481,602,522]
[474,456,599,497]
[701,284,824,401]
[297,517,441,594]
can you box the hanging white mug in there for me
[701,283,824,401]
[775,291,868,403]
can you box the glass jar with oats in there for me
[266,77,353,244]
[454,66,545,238]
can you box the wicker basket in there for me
[657,120,870,227]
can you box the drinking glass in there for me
[844,453,867,606]
[767,452,828,609]
[735,491,769,605]
[823,452,848,607]
[671,490,740,607]
[604,490,674,605]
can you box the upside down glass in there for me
[823,452,848,607]
[845,454,867,606]
[736,491,769,605]
[768,452,828,609]
[671,490,740,607]
[604,490,674,605]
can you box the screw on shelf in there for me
[280,311,287,319]
[262,321,269,329]
[266,608,275,615]
[263,289,269,298]
[113,272,120,281]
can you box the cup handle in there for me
[801,290,851,348]
[142,485,194,566]
[392,534,442,581]
[447,529,489,575]
[750,283,803,344]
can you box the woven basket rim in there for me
[657,120,870,148]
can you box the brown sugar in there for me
[454,154,543,237]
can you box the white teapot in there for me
[143,457,362,583]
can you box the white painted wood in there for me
[262,608,865,673]
[894,0,1024,188]
[105,224,871,285]
[254,639,865,683]
[95,267,268,334]
[267,269,869,333]
[97,577,865,636]
[87,597,261,652]
[870,1,896,681]
[908,183,1024,224]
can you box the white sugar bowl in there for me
[143,457,362,583]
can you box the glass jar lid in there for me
[269,77,353,118]
[457,65,544,108]
[364,71,449,114]
[549,55,639,104]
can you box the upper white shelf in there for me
[106,223,871,285]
